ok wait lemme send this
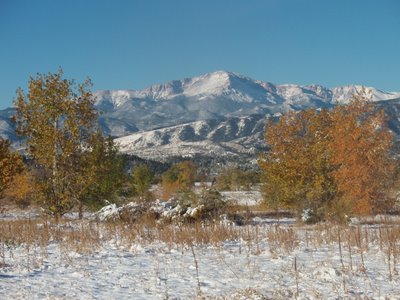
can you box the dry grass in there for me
[1,216,400,254]
[1,214,400,287]
[267,225,299,256]
[2,214,400,300]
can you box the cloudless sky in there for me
[0,0,399,108]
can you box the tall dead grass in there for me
[1,215,400,283]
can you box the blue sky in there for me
[0,0,399,108]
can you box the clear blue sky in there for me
[1,0,399,108]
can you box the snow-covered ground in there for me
[1,215,400,299]
[220,190,262,206]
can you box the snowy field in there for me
[220,190,261,207]
[1,211,400,299]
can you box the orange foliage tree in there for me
[328,93,395,214]
[4,171,35,207]
[260,91,396,220]
[0,138,25,196]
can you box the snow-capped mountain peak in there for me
[3,71,400,164]
[332,85,400,103]
[183,70,233,96]
[94,71,400,113]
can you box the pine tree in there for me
[80,133,126,213]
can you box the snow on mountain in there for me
[332,85,400,103]
[94,71,400,133]
[94,90,137,110]
[183,71,231,97]
[0,108,17,141]
[2,71,400,162]
[99,71,399,161]
[94,71,280,112]
[115,115,266,161]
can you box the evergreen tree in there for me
[77,133,126,216]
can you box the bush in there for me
[215,168,259,191]
[3,171,35,208]
[169,188,226,221]
[131,164,154,201]
[198,188,226,219]
[162,161,196,199]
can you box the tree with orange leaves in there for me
[328,92,395,215]
[0,138,25,196]
[260,90,396,221]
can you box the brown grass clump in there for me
[2,213,400,286]
[267,225,299,256]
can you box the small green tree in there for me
[162,161,196,199]
[78,133,126,214]
[198,188,226,219]
[132,164,154,201]
[215,167,258,191]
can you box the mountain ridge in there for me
[94,71,400,112]
[94,71,400,140]
[2,71,400,163]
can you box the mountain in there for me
[94,71,400,162]
[94,71,400,137]
[0,108,18,141]
[1,71,400,163]
[115,115,267,162]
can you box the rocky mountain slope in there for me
[1,71,400,162]
[95,71,400,137]
[98,71,400,161]
[0,108,18,141]
[115,115,267,161]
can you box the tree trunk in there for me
[52,119,60,216]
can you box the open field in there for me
[1,209,400,299]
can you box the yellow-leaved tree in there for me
[14,69,125,218]
[259,109,336,220]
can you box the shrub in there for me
[162,161,196,199]
[131,164,154,201]
[215,168,259,191]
